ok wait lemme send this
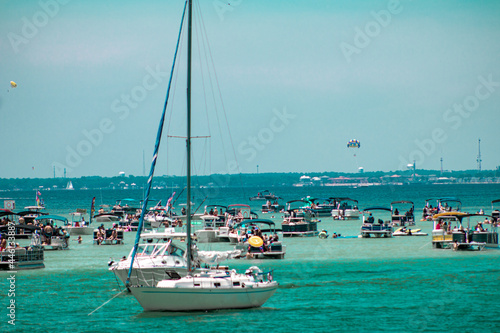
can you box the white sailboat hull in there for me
[130,281,278,311]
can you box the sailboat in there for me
[127,0,278,311]
[65,181,74,190]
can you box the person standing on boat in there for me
[367,213,374,224]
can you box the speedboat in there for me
[330,197,360,220]
[249,190,280,201]
[109,229,240,287]
[432,212,498,250]
[63,211,94,235]
[393,227,427,236]
[360,207,393,238]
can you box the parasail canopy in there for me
[347,139,360,148]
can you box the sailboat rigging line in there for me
[88,289,127,316]
[195,0,246,197]
[194,0,229,166]
[192,196,207,216]
[125,0,188,287]
[172,187,186,207]
[165,7,186,178]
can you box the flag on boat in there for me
[36,191,43,206]
[90,197,96,224]
[166,192,175,212]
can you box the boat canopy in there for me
[329,197,358,203]
[362,207,392,212]
[391,200,414,205]
[438,197,461,203]
[233,219,276,229]
[0,224,41,232]
[17,210,48,216]
[34,215,68,222]
[432,212,468,219]
[491,199,500,204]
[0,209,17,217]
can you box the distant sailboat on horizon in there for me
[65,181,74,190]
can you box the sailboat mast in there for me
[186,0,193,273]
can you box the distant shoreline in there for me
[0,169,499,191]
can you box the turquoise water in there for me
[2,184,500,332]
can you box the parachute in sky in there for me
[347,139,360,148]
[10,81,17,88]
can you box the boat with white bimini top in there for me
[360,207,393,238]
[127,0,277,311]
[63,209,94,236]
[330,197,360,220]
[431,212,498,250]
[390,201,415,226]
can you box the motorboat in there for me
[261,199,284,213]
[109,229,239,287]
[249,190,280,201]
[282,200,319,237]
[196,204,257,243]
[431,212,498,250]
[390,201,415,226]
[491,199,500,223]
[393,227,427,236]
[63,211,94,235]
[302,196,337,217]
[144,208,174,229]
[330,197,360,220]
[127,1,277,311]
[360,207,393,238]
[232,219,286,259]
[33,215,71,250]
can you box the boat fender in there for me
[241,283,245,288]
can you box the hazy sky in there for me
[1,0,500,179]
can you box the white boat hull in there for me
[130,281,278,311]
[332,209,360,219]
[63,226,94,235]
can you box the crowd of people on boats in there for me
[239,226,279,254]
[95,223,122,245]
